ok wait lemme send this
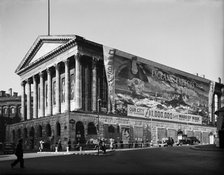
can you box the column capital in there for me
[64,58,69,65]
[47,67,52,74]
[21,81,26,86]
[27,78,32,84]
[55,63,60,70]
[39,71,44,78]
[33,74,37,81]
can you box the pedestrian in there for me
[100,139,106,154]
[58,139,62,151]
[39,140,44,152]
[68,139,71,151]
[11,139,24,169]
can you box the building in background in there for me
[5,35,223,150]
[0,89,21,142]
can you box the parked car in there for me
[177,137,200,146]
[187,137,200,145]
[158,137,174,147]
[3,143,15,154]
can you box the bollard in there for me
[66,147,69,152]
[79,146,82,152]
[55,147,58,152]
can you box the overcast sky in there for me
[0,0,223,95]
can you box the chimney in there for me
[8,88,12,97]
[13,92,18,97]
[218,77,221,83]
[196,73,198,76]
[202,75,205,78]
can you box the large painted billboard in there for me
[103,48,213,125]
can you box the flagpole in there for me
[48,0,50,36]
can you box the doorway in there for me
[75,121,85,144]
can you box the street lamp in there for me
[97,98,101,155]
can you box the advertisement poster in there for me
[103,46,116,113]
[121,127,130,144]
[111,52,212,125]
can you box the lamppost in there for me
[97,98,101,155]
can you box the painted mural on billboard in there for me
[111,53,212,125]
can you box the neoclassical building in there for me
[6,35,223,150]
[0,89,21,142]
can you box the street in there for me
[0,146,223,175]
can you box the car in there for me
[158,138,168,147]
[177,137,200,146]
[187,137,200,145]
[3,143,15,154]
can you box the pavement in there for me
[0,146,152,162]
[0,144,222,162]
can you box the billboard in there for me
[127,105,202,125]
[103,48,213,125]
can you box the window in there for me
[11,107,15,114]
[87,122,97,135]
[108,125,115,133]
[4,108,7,114]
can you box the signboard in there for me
[127,105,202,125]
[108,51,212,125]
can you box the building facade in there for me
[0,89,21,142]
[6,35,223,150]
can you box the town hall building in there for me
[5,35,223,150]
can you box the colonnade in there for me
[20,54,107,121]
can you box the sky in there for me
[0,0,223,95]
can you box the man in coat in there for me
[11,139,24,168]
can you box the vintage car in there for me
[177,137,200,146]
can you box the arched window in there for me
[87,122,97,135]
[56,122,61,136]
[46,124,51,137]
[37,125,42,137]
[117,125,120,133]
[108,125,115,133]
[4,107,7,114]
[17,128,21,138]
[29,127,35,138]
[24,128,28,138]
[11,107,15,114]
[12,130,15,141]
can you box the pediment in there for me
[31,42,63,64]
[15,35,76,74]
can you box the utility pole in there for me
[97,98,101,155]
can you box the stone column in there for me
[21,81,26,121]
[27,78,31,120]
[39,71,44,117]
[64,59,70,112]
[55,63,61,114]
[47,68,52,116]
[91,60,97,112]
[74,54,82,110]
[33,75,38,119]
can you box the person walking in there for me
[11,139,24,169]
[39,140,44,152]
[68,139,71,151]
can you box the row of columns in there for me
[21,55,87,121]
